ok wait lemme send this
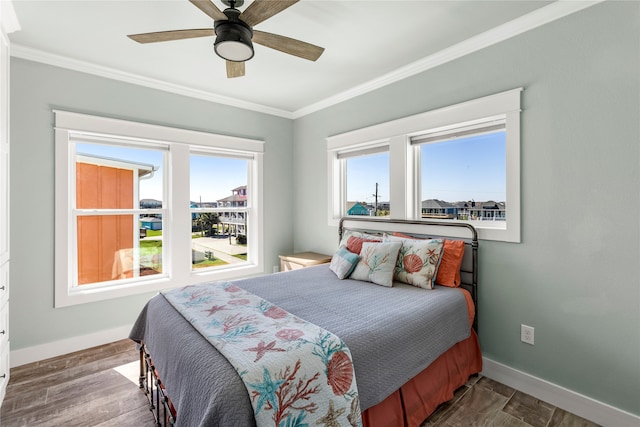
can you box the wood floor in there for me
[0,339,601,427]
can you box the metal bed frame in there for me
[138,217,479,426]
[139,345,176,426]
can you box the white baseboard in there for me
[482,357,640,427]
[10,325,132,368]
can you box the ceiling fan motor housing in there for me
[214,8,254,62]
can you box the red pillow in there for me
[436,239,465,287]
[392,232,465,287]
[346,236,380,254]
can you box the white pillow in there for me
[349,241,402,287]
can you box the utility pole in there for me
[372,182,379,216]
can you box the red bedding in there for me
[362,287,482,427]
[362,330,482,427]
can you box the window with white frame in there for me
[54,111,264,307]
[329,145,391,219]
[189,151,250,270]
[413,119,507,224]
[327,88,521,242]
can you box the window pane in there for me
[345,152,390,217]
[75,143,164,209]
[420,130,506,221]
[76,214,163,286]
[190,154,248,270]
[74,143,164,287]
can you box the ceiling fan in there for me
[127,0,325,78]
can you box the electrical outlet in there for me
[273,265,279,273]
[521,324,535,345]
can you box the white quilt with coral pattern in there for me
[162,282,361,427]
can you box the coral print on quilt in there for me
[162,282,362,427]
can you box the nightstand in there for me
[279,252,332,272]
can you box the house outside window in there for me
[54,111,264,307]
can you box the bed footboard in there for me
[138,343,176,426]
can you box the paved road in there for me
[191,236,247,264]
[142,235,247,264]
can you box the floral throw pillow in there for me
[350,241,402,287]
[386,235,444,289]
[329,247,361,279]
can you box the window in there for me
[189,152,250,270]
[346,153,390,217]
[413,120,507,226]
[327,88,521,242]
[327,144,390,220]
[74,144,165,285]
[54,111,264,307]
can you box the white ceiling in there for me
[8,1,596,118]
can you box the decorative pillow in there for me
[436,239,466,287]
[392,232,466,288]
[349,241,402,287]
[346,235,380,254]
[338,230,382,250]
[329,247,361,279]
[385,235,444,289]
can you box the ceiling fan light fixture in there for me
[214,20,254,62]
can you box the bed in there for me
[129,217,482,427]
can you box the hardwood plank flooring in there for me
[0,340,601,427]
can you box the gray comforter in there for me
[129,264,471,427]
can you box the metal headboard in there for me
[338,217,479,333]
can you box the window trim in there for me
[54,110,264,307]
[327,142,390,222]
[326,88,521,242]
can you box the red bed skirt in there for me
[361,330,482,427]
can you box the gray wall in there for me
[10,58,294,350]
[292,1,639,416]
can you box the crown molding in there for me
[1,1,20,35]
[10,0,604,119]
[291,0,605,118]
[10,44,294,119]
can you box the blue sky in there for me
[76,143,247,202]
[346,153,390,204]
[190,154,247,202]
[78,130,505,205]
[421,131,506,202]
[346,131,506,204]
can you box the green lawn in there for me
[140,239,162,252]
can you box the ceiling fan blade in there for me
[252,30,324,61]
[226,61,245,78]
[128,29,214,44]
[189,0,227,21]
[240,0,299,27]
